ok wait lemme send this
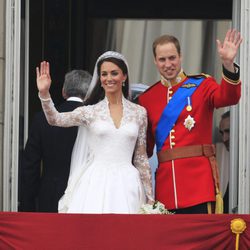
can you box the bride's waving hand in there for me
[36,61,52,99]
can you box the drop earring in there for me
[122,81,125,87]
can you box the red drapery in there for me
[0,212,249,250]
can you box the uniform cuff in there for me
[222,63,240,85]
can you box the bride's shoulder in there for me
[126,100,147,116]
[83,101,102,110]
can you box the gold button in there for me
[186,105,192,111]
[171,142,176,146]
[169,90,173,94]
[171,129,175,132]
[171,135,175,139]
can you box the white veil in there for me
[58,51,130,212]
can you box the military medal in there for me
[184,115,195,131]
[186,96,192,111]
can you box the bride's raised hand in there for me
[36,61,52,96]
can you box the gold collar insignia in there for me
[161,70,186,87]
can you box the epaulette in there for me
[139,81,159,95]
[187,73,211,79]
[133,82,158,103]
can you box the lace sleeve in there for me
[133,107,154,203]
[40,98,91,127]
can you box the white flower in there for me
[139,201,174,214]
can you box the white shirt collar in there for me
[67,97,83,102]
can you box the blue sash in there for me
[155,77,204,152]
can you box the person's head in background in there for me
[219,111,230,151]
[62,70,92,100]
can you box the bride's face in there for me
[100,61,127,95]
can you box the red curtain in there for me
[0,212,249,250]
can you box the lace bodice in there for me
[41,96,154,202]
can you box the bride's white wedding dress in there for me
[41,96,153,214]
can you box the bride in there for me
[36,51,154,214]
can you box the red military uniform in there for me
[138,68,241,210]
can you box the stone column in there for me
[238,0,250,213]
[3,0,21,211]
[0,0,6,210]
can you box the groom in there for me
[139,29,242,214]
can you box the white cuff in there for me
[38,92,51,101]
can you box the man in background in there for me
[219,110,230,213]
[19,70,92,212]
[219,111,230,151]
